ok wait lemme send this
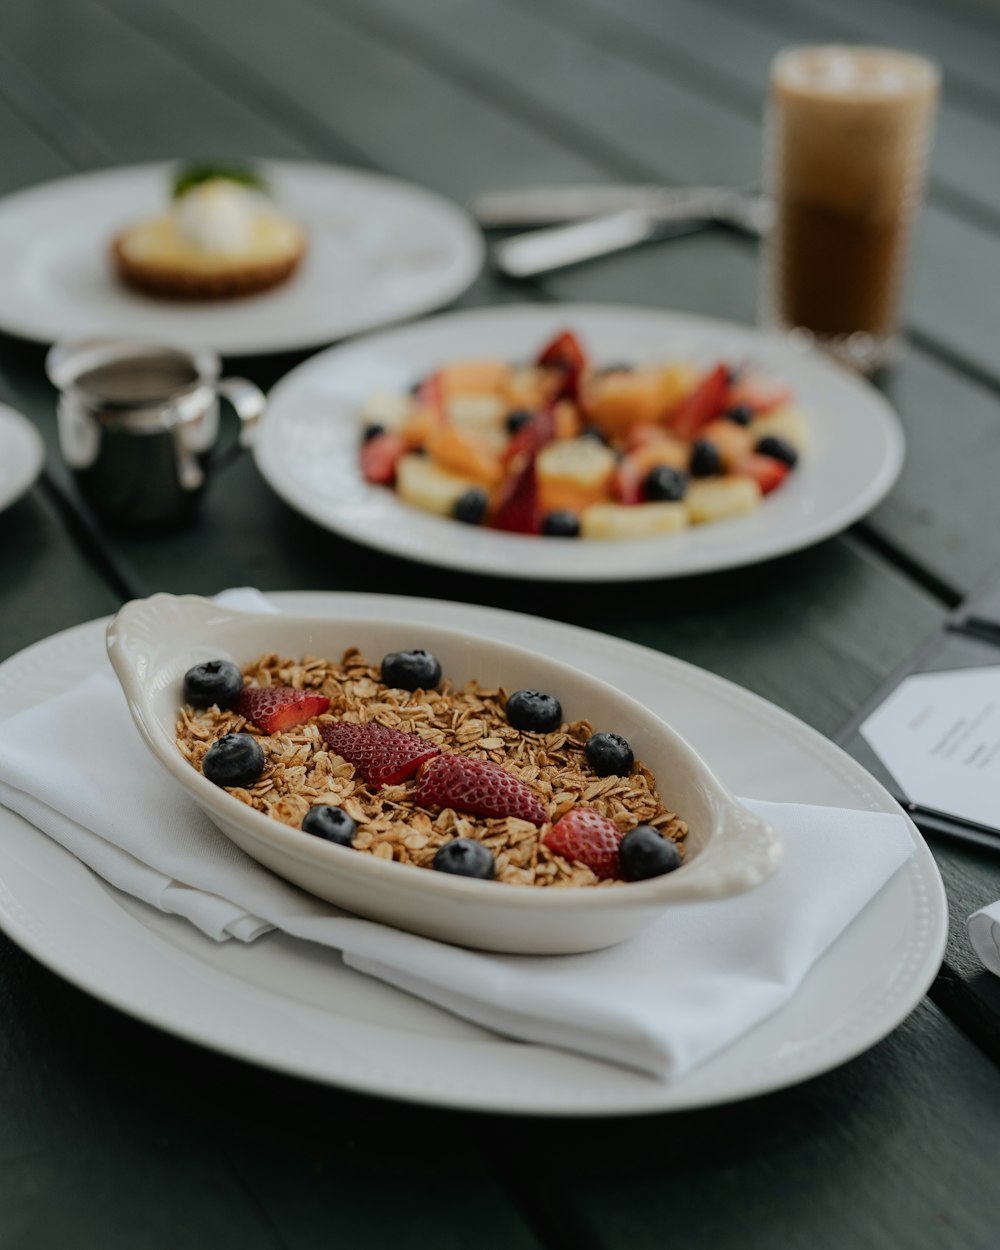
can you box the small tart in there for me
[112,213,306,300]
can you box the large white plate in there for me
[0,403,45,512]
[0,162,483,356]
[256,304,904,581]
[0,592,945,1115]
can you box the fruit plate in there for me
[0,592,946,1115]
[255,303,904,581]
[0,161,483,356]
[0,403,45,513]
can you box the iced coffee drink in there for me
[763,46,939,372]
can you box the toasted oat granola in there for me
[175,649,687,887]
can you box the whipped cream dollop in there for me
[174,179,268,254]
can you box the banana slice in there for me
[396,454,479,517]
[581,501,688,539]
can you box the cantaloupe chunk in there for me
[580,368,666,438]
[685,476,761,524]
[657,362,702,417]
[628,436,689,475]
[401,405,443,450]
[426,426,503,487]
[581,501,689,539]
[438,359,509,397]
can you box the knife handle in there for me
[493,210,697,279]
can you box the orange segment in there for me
[401,405,443,450]
[426,426,503,487]
[580,368,665,439]
[438,359,509,398]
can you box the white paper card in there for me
[860,666,1000,830]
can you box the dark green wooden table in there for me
[3,0,1000,1245]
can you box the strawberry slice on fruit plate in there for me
[734,452,789,495]
[237,687,330,734]
[360,431,407,485]
[417,754,547,825]
[320,721,440,790]
[543,806,622,880]
[665,363,729,441]
[536,330,588,401]
[492,454,542,534]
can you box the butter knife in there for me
[472,184,770,230]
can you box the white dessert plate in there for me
[0,403,45,512]
[0,592,946,1115]
[256,304,905,581]
[0,161,483,356]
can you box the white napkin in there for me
[968,903,1000,976]
[0,591,916,1079]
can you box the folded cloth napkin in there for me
[0,590,916,1079]
[968,903,1000,976]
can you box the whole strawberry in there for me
[321,720,439,789]
[543,807,622,880]
[417,754,546,826]
[237,686,330,734]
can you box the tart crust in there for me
[110,218,306,301]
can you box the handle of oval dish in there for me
[667,795,784,902]
[210,376,266,469]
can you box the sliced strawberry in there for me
[360,431,407,485]
[543,807,622,880]
[501,405,557,467]
[536,330,587,374]
[666,363,728,441]
[417,753,546,825]
[320,720,440,789]
[734,452,789,495]
[613,455,644,505]
[238,687,330,734]
[492,455,541,534]
[726,376,792,414]
[416,370,447,418]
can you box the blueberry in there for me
[202,733,265,787]
[579,426,609,445]
[432,838,495,879]
[643,464,688,502]
[362,423,385,442]
[690,439,722,478]
[541,510,580,537]
[619,825,683,880]
[585,731,634,777]
[506,409,534,434]
[453,487,489,525]
[505,689,562,733]
[183,659,243,709]
[302,804,357,846]
[755,435,798,467]
[725,404,753,426]
[380,649,442,691]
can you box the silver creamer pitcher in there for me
[46,339,265,529]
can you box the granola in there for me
[176,649,687,887]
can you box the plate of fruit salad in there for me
[255,304,904,580]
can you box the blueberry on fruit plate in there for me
[643,464,688,502]
[585,731,634,777]
[380,648,443,691]
[506,409,534,434]
[542,510,580,537]
[183,659,244,709]
[690,439,722,478]
[755,435,798,467]
[432,838,495,879]
[505,688,563,732]
[453,487,489,525]
[362,423,385,442]
[725,405,753,426]
[202,733,265,787]
[619,824,683,880]
[302,804,357,846]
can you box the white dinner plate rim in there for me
[0,403,45,511]
[0,592,947,1115]
[256,303,904,581]
[0,160,484,355]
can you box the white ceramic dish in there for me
[0,403,45,512]
[106,593,780,954]
[0,161,483,355]
[255,302,904,582]
[0,593,947,1113]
